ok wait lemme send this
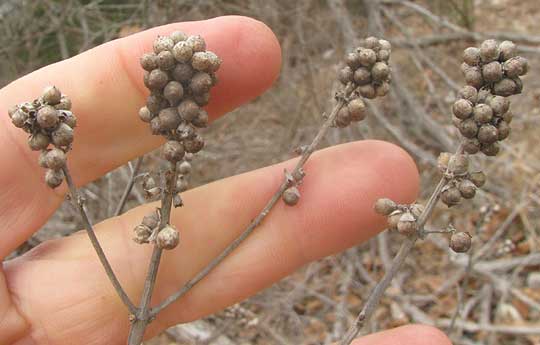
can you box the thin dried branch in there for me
[115,156,144,216]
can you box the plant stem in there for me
[115,156,144,216]
[62,166,137,314]
[339,143,465,345]
[150,83,356,317]
[127,161,179,345]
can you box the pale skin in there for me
[0,16,451,345]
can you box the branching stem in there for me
[115,156,144,216]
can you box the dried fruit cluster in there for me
[437,153,486,206]
[335,37,392,127]
[134,31,220,250]
[8,86,76,188]
[455,40,528,156]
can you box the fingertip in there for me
[351,325,452,345]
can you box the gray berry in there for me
[192,109,209,128]
[11,110,28,128]
[358,48,377,67]
[158,108,181,131]
[482,61,503,83]
[42,86,62,105]
[450,232,472,253]
[397,212,417,236]
[452,99,473,119]
[55,96,72,111]
[147,69,169,90]
[348,98,367,121]
[346,52,361,69]
[441,187,462,207]
[338,66,354,85]
[458,118,478,139]
[133,224,152,244]
[189,72,213,94]
[358,84,376,99]
[186,35,206,52]
[139,106,154,123]
[157,50,175,70]
[37,106,60,129]
[493,78,517,96]
[489,96,509,115]
[481,142,500,156]
[464,67,484,89]
[480,39,500,62]
[473,103,493,124]
[184,134,204,153]
[499,41,517,61]
[458,85,478,103]
[371,62,390,82]
[469,171,486,187]
[463,47,481,66]
[163,140,185,162]
[375,82,390,97]
[463,139,480,154]
[45,148,67,170]
[51,123,74,147]
[177,99,200,121]
[172,63,194,82]
[477,124,499,144]
[45,169,64,189]
[140,53,159,71]
[142,211,159,229]
[353,67,372,85]
[163,81,184,105]
[458,179,476,199]
[157,225,180,250]
[153,36,174,54]
[283,186,301,206]
[172,41,193,63]
[374,198,397,216]
[170,31,187,43]
[497,121,511,140]
[179,161,192,174]
[503,56,528,77]
[448,154,469,175]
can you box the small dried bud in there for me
[29,133,50,151]
[45,169,64,188]
[177,99,200,121]
[482,61,503,83]
[55,96,72,111]
[499,41,517,61]
[463,139,481,154]
[335,107,351,128]
[190,72,213,94]
[283,186,301,206]
[371,62,390,82]
[477,124,499,144]
[147,69,169,90]
[158,108,182,131]
[163,140,185,162]
[503,56,528,78]
[374,198,397,216]
[179,161,192,174]
[348,98,367,121]
[142,211,159,229]
[353,67,372,85]
[153,36,174,54]
[170,30,187,43]
[139,106,154,123]
[51,123,74,147]
[184,134,205,153]
[157,50,175,70]
[156,225,180,250]
[469,171,486,187]
[497,121,511,140]
[463,47,481,66]
[172,63,194,83]
[42,86,62,105]
[61,111,77,128]
[186,35,206,52]
[140,53,159,71]
[458,85,478,103]
[437,152,452,172]
[37,106,60,129]
[448,154,469,175]
[45,148,67,170]
[458,179,476,199]
[452,99,473,120]
[480,142,500,156]
[493,78,517,97]
[358,48,377,67]
[163,81,184,105]
[473,103,493,124]
[480,39,500,62]
[397,212,417,236]
[450,232,472,253]
[458,119,478,139]
[338,66,354,85]
[133,224,152,244]
[11,110,28,128]
[441,187,462,207]
[364,36,381,50]
[38,150,49,168]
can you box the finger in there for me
[351,325,451,345]
[0,16,281,256]
[4,140,419,344]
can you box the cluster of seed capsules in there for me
[281,37,393,206]
[8,86,76,189]
[133,31,220,250]
[374,197,472,253]
[454,39,528,156]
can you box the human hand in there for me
[0,16,449,345]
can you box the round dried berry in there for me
[51,123,74,147]
[473,104,493,124]
[179,161,192,175]
[42,86,62,105]
[184,134,204,153]
[157,50,175,70]
[377,49,390,62]
[37,106,60,129]
[458,179,476,199]
[177,99,200,121]
[153,36,174,54]
[147,69,169,90]
[45,148,66,169]
[480,142,500,156]
[469,171,486,187]
[172,41,193,63]
[497,121,510,140]
[193,92,211,106]
[172,63,194,82]
[348,98,367,121]
[186,35,206,52]
[478,124,499,144]
[463,139,481,154]
[449,154,469,175]
[441,187,462,207]
[499,41,517,61]
[38,150,49,168]
[158,108,181,131]
[353,67,371,85]
[358,84,376,99]
[375,82,390,97]
[163,81,184,105]
[463,47,481,66]
[458,119,478,139]
[338,66,354,85]
[502,110,513,124]
[176,175,189,192]
[493,78,517,97]
[437,152,452,172]
[450,232,472,253]
[283,186,301,206]
[55,96,72,111]
[157,225,180,250]
[480,39,500,62]
[513,77,523,94]
[489,96,509,115]
[45,169,64,188]
[358,48,377,67]
[11,110,28,128]
[371,62,390,82]
[346,52,361,69]
[464,67,484,89]
[397,212,417,236]
[504,56,528,78]
[482,61,503,83]
[142,212,159,229]
[146,93,166,114]
[374,198,397,216]
[29,133,50,151]
[163,140,185,162]
[133,224,152,244]
[452,99,473,120]
[139,106,154,123]
[170,30,187,43]
[62,111,77,128]
[335,107,351,128]
[190,72,213,94]
[140,53,158,71]
[379,39,391,51]
[193,51,221,72]
[176,122,195,139]
[191,109,209,128]
[458,85,478,103]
